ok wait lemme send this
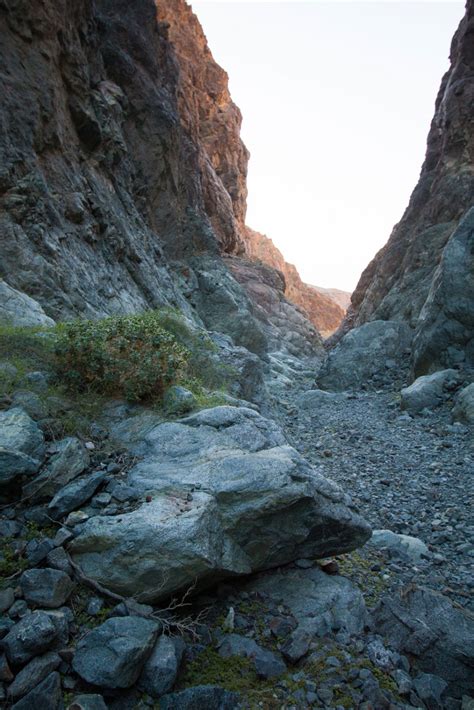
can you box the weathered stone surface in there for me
[218,634,286,679]
[0,282,55,328]
[7,652,61,700]
[245,567,369,637]
[318,321,413,391]
[159,685,240,710]
[370,530,429,562]
[338,4,474,375]
[452,382,474,423]
[374,586,474,697]
[400,369,460,413]
[413,672,448,710]
[0,407,45,486]
[20,569,74,609]
[48,472,105,520]
[23,437,89,501]
[138,635,186,699]
[2,612,63,666]
[70,406,370,602]
[72,617,159,689]
[296,389,346,411]
[10,671,63,710]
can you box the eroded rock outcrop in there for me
[340,0,474,375]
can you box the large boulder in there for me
[0,282,55,328]
[70,406,371,602]
[0,407,45,486]
[318,320,413,391]
[452,382,474,424]
[400,369,460,413]
[373,586,474,697]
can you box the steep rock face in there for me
[245,229,347,338]
[341,0,474,374]
[0,0,322,361]
[156,0,249,254]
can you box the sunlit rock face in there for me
[243,229,348,338]
[339,0,474,374]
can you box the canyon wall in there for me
[341,0,473,374]
[0,0,326,360]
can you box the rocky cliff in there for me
[341,0,473,375]
[0,0,326,368]
[244,229,347,338]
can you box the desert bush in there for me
[54,311,189,402]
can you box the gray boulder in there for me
[70,406,370,602]
[0,407,45,486]
[7,651,61,700]
[47,472,105,520]
[138,635,185,698]
[23,437,89,501]
[11,671,63,710]
[72,617,159,689]
[218,634,286,679]
[159,685,240,710]
[318,320,413,391]
[20,569,74,608]
[2,611,64,665]
[370,529,429,562]
[400,369,460,413]
[245,566,369,637]
[0,282,55,328]
[373,586,474,697]
[452,382,474,424]
[11,391,48,421]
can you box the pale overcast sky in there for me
[192,0,465,291]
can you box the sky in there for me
[192,0,465,291]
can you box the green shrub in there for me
[54,312,190,402]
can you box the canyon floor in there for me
[1,352,473,710]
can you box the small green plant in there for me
[54,312,190,402]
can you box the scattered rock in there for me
[20,568,74,608]
[0,407,45,486]
[47,472,105,520]
[72,617,159,689]
[68,695,108,710]
[23,437,90,501]
[218,634,286,679]
[370,529,429,562]
[413,672,448,709]
[374,586,474,696]
[2,611,65,665]
[10,671,63,710]
[138,634,185,698]
[0,282,55,328]
[400,370,460,414]
[7,651,61,700]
